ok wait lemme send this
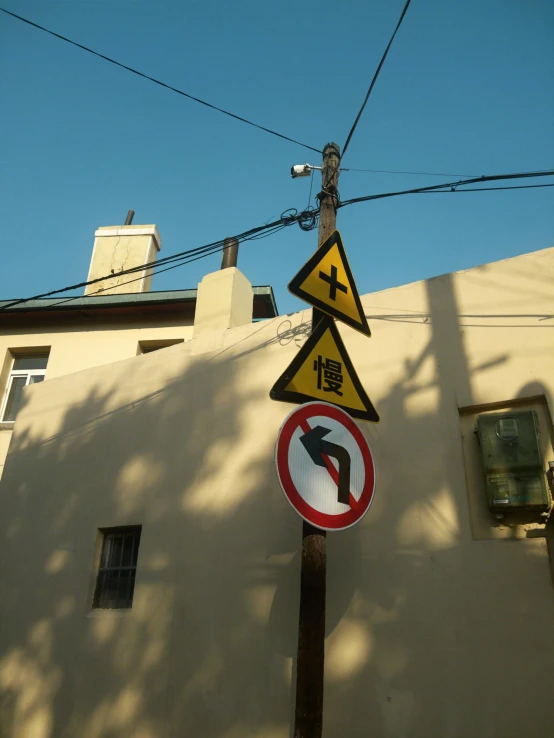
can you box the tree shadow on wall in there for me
[1,280,553,738]
[0,334,306,738]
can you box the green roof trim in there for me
[0,286,278,318]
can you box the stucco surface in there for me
[84,226,161,297]
[0,319,195,477]
[1,247,553,737]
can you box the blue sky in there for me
[1,0,553,315]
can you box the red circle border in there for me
[275,402,376,531]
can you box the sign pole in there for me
[293,142,340,738]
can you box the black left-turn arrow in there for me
[300,425,351,506]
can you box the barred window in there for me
[93,527,141,609]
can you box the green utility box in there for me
[475,409,551,513]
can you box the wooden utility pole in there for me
[294,142,341,738]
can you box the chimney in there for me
[193,239,253,336]
[85,222,162,296]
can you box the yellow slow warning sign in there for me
[288,230,370,336]
[270,317,379,423]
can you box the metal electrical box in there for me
[475,409,551,513]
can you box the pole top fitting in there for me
[323,142,341,157]
[221,237,239,270]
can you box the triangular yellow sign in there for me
[288,230,370,336]
[270,317,379,423]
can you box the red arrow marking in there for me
[299,419,357,509]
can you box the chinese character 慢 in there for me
[313,355,343,396]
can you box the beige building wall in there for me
[1,247,554,737]
[0,319,194,477]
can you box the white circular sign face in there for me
[275,401,376,531]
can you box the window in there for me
[138,339,184,355]
[1,354,49,423]
[93,526,141,609]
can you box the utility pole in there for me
[294,142,340,738]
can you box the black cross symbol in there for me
[319,265,348,301]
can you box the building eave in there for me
[0,286,278,325]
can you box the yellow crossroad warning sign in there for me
[288,230,371,337]
[270,317,379,423]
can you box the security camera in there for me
[291,164,311,179]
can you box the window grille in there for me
[93,526,141,609]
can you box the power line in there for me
[0,211,307,311]
[419,184,554,194]
[342,168,477,177]
[0,6,321,155]
[42,230,282,309]
[342,0,412,158]
[2,170,552,313]
[338,170,554,207]
[56,180,554,300]
[341,166,554,177]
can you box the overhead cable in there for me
[0,209,314,311]
[338,170,554,207]
[342,167,477,177]
[1,170,552,313]
[59,176,554,297]
[419,184,554,194]
[0,6,321,154]
[40,230,283,309]
[342,0,412,158]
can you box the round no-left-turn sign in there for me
[275,401,376,531]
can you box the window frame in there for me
[92,526,142,611]
[0,354,49,423]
